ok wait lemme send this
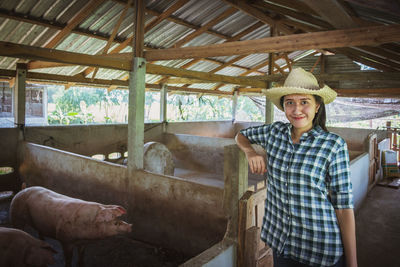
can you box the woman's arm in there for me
[235,133,266,174]
[335,208,358,267]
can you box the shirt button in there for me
[285,183,288,186]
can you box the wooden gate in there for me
[238,186,273,267]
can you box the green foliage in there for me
[47,86,128,125]
[167,94,232,121]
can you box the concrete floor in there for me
[356,185,400,267]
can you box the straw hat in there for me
[263,67,337,111]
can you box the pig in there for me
[10,186,132,267]
[0,226,56,267]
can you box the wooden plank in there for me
[238,190,254,267]
[133,0,145,58]
[144,0,190,32]
[144,24,400,61]
[221,0,294,35]
[303,0,356,29]
[0,41,266,87]
[257,247,273,267]
[0,41,131,70]
[174,7,237,48]
[244,226,260,267]
[44,0,106,48]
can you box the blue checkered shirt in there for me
[240,121,353,267]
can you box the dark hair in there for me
[280,95,328,132]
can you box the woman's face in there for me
[283,94,320,132]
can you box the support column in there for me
[127,0,145,174]
[13,63,27,127]
[223,144,248,240]
[265,27,275,124]
[160,83,167,123]
[232,90,238,122]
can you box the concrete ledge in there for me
[181,238,236,267]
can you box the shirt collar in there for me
[284,123,323,141]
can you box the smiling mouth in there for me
[293,117,304,120]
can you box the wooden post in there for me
[265,27,275,124]
[127,0,145,173]
[232,90,238,122]
[223,144,248,241]
[14,63,27,127]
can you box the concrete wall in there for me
[166,121,236,138]
[0,127,19,192]
[164,133,235,174]
[18,142,226,258]
[349,153,369,211]
[23,123,163,157]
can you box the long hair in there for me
[280,95,328,132]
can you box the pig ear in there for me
[106,205,126,215]
[115,206,127,214]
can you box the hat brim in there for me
[262,85,337,111]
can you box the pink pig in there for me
[0,226,56,267]
[10,186,132,267]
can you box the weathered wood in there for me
[238,191,254,267]
[146,63,267,88]
[144,0,190,32]
[303,0,356,29]
[0,41,131,70]
[133,0,145,58]
[174,7,237,48]
[44,0,106,48]
[14,63,27,126]
[144,24,400,60]
[244,226,260,267]
[223,145,248,241]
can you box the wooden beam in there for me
[302,0,357,29]
[252,0,332,30]
[221,0,294,35]
[173,7,237,48]
[0,41,131,70]
[144,0,190,32]
[0,41,266,87]
[334,88,400,97]
[44,0,106,48]
[133,0,145,58]
[0,68,234,96]
[146,64,266,87]
[89,0,132,79]
[144,24,400,61]
[246,71,400,82]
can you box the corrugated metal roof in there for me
[0,0,397,95]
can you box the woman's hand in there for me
[245,151,267,174]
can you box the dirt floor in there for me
[355,185,400,267]
[0,192,190,267]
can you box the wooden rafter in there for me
[89,0,132,80]
[221,0,294,35]
[173,7,237,48]
[144,24,400,61]
[144,0,190,32]
[44,0,106,48]
[302,0,357,29]
[154,21,265,85]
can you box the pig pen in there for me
[13,140,229,267]
[1,121,388,266]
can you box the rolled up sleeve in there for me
[328,141,354,209]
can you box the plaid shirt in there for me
[240,121,353,267]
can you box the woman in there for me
[235,68,357,267]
